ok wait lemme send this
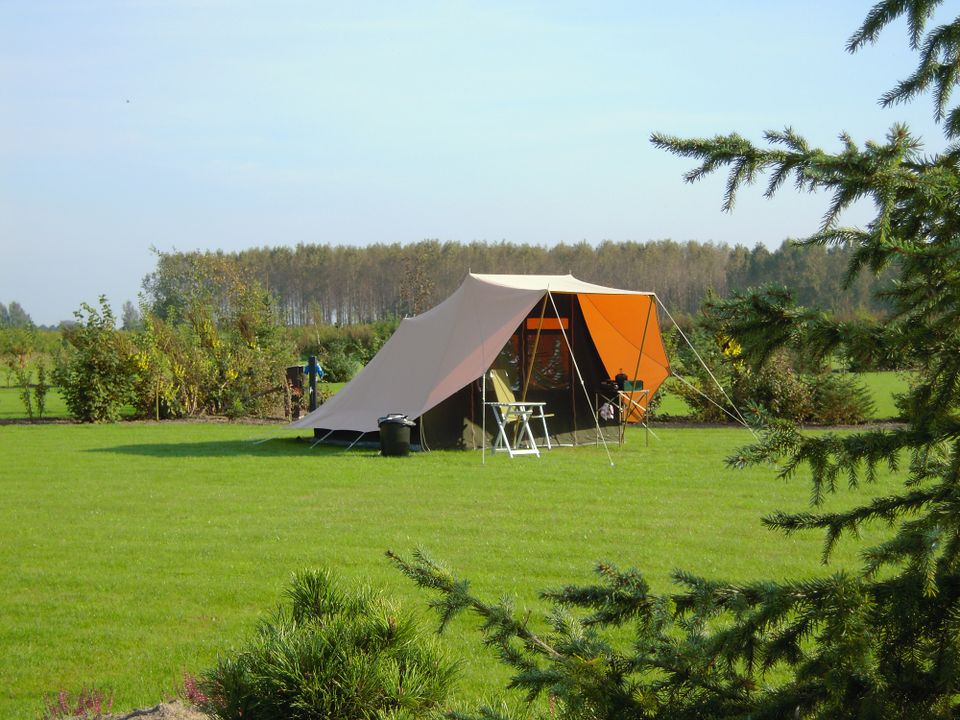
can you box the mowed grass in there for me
[0,386,70,420]
[858,371,910,420]
[0,422,902,717]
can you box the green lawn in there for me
[858,370,909,419]
[0,422,902,717]
[0,386,70,420]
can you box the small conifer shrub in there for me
[199,568,457,720]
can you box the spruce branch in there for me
[387,548,562,663]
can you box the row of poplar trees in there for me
[149,239,890,327]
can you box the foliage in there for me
[0,300,33,328]
[0,325,37,387]
[288,320,399,382]
[671,327,811,423]
[392,3,960,718]
[181,672,208,707]
[136,252,295,418]
[53,254,296,421]
[5,350,51,421]
[669,321,873,424]
[58,297,135,423]
[40,688,113,720]
[199,568,457,720]
[13,362,33,420]
[399,243,438,316]
[34,361,48,419]
[120,300,141,331]
[807,371,875,425]
[392,550,725,720]
[152,239,896,327]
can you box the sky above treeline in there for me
[1,1,951,325]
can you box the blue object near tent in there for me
[303,364,326,380]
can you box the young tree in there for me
[394,3,960,718]
[59,297,135,422]
[121,300,141,331]
[199,569,457,720]
[6,301,32,328]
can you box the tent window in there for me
[494,329,570,392]
[525,332,569,390]
[493,336,521,385]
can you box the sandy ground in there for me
[106,700,208,720]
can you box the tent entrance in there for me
[422,293,622,452]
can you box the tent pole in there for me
[571,295,577,445]
[471,279,488,464]
[654,295,756,438]
[251,429,283,445]
[521,294,549,402]
[625,299,655,428]
[515,294,549,447]
[311,428,335,448]
[346,431,365,451]
[630,298,654,386]
[550,291,614,467]
[482,370,486,464]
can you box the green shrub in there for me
[733,351,812,422]
[132,288,294,419]
[34,361,48,419]
[58,298,135,422]
[13,362,33,420]
[199,568,457,720]
[671,324,873,425]
[806,372,875,425]
[322,343,365,382]
[290,319,399,383]
[137,251,296,419]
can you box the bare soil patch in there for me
[105,699,208,720]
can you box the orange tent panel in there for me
[577,293,670,417]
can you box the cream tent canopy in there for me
[290,273,670,447]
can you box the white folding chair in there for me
[485,369,553,457]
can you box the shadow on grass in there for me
[87,437,378,458]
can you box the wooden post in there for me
[308,355,318,412]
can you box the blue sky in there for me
[0,1,950,325]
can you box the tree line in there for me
[144,239,891,327]
[0,302,33,328]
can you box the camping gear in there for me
[378,414,416,456]
[289,274,670,450]
[486,368,554,457]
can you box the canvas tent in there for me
[290,273,670,449]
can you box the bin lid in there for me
[378,413,416,427]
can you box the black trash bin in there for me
[378,414,416,456]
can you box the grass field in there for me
[0,421,903,717]
[0,386,70,421]
[858,371,909,419]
